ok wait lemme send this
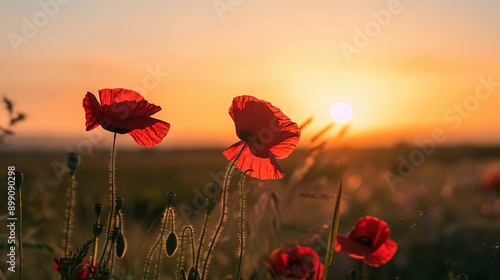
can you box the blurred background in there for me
[1,0,500,279]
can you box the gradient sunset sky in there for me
[1,0,500,150]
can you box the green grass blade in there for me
[322,173,343,280]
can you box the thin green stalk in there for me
[177,226,195,277]
[63,174,77,257]
[90,216,101,267]
[141,205,170,280]
[18,186,23,280]
[98,132,118,273]
[236,170,251,280]
[201,144,247,280]
[195,212,210,271]
[154,208,170,280]
[362,262,368,280]
[322,171,343,280]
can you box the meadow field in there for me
[1,145,499,279]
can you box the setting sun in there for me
[329,102,353,124]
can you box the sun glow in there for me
[329,102,353,124]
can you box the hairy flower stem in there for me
[195,212,210,272]
[17,186,23,280]
[177,226,195,277]
[201,144,247,280]
[63,173,77,257]
[98,132,118,273]
[236,170,250,280]
[155,209,171,280]
[142,206,170,280]
[362,262,369,280]
[90,218,100,267]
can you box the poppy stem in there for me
[177,225,195,278]
[98,132,118,275]
[201,144,247,280]
[195,211,210,272]
[142,205,170,280]
[236,170,251,280]
[362,262,369,280]
[63,173,77,257]
[17,183,23,280]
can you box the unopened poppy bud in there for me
[166,192,176,207]
[116,232,127,258]
[208,181,220,196]
[94,203,103,217]
[187,267,200,280]
[115,197,124,211]
[206,198,217,214]
[179,269,187,280]
[66,152,80,173]
[111,227,120,241]
[93,223,104,236]
[349,269,359,280]
[165,231,178,257]
[14,171,23,190]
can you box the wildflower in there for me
[479,163,500,192]
[83,88,170,148]
[266,244,324,280]
[223,95,300,179]
[335,216,397,267]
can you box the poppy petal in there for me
[335,235,372,256]
[347,216,391,249]
[223,141,285,180]
[365,238,398,267]
[98,88,144,106]
[229,96,300,157]
[83,92,102,131]
[128,118,170,148]
[269,129,300,159]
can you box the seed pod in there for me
[165,231,178,257]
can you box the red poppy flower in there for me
[335,216,397,267]
[223,95,300,180]
[479,164,500,192]
[83,88,170,148]
[53,259,95,280]
[266,244,324,280]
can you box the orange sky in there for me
[1,1,500,150]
